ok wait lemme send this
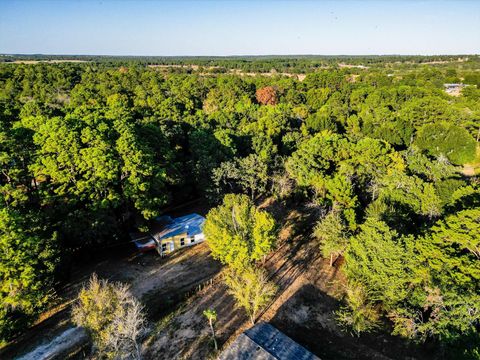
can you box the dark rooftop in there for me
[219,322,320,360]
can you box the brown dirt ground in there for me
[141,199,439,360]
[1,243,221,359]
[4,199,442,359]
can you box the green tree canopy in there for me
[414,123,476,165]
[203,194,277,270]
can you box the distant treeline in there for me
[1,54,479,73]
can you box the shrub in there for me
[72,274,146,359]
[336,283,380,336]
[224,267,277,325]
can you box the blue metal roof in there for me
[153,213,205,241]
[219,322,320,360]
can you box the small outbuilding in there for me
[219,322,320,360]
[130,213,206,256]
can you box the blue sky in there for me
[0,0,479,55]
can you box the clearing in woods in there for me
[142,199,438,360]
[4,199,441,360]
[1,241,221,359]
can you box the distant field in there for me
[148,64,309,80]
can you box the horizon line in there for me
[2,53,479,58]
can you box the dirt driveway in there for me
[142,200,440,360]
[4,199,442,360]
[2,243,221,360]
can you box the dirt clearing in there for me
[142,200,439,360]
[2,243,221,360]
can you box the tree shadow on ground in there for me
[270,283,440,360]
[142,278,248,360]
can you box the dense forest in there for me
[0,56,479,357]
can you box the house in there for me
[130,213,206,256]
[218,322,320,360]
[443,83,467,96]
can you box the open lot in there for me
[1,242,221,360]
[2,198,445,360]
[141,200,439,360]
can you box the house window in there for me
[180,238,185,246]
[190,236,195,244]
[161,243,167,252]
